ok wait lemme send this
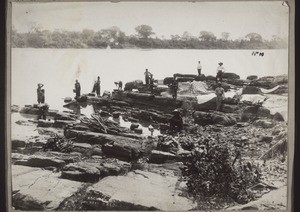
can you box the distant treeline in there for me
[12,25,287,49]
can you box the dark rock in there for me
[243,106,271,118]
[194,74,206,81]
[73,143,92,154]
[65,129,128,146]
[253,120,274,128]
[259,136,273,143]
[19,105,58,117]
[12,139,26,149]
[100,111,111,117]
[193,111,236,126]
[242,86,262,94]
[132,110,172,123]
[127,117,139,123]
[222,72,240,79]
[250,76,276,89]
[53,120,75,128]
[99,159,131,177]
[112,111,120,118]
[15,155,65,168]
[221,104,238,113]
[11,105,20,113]
[130,123,139,130]
[273,112,285,122]
[211,83,231,92]
[205,75,216,81]
[64,97,72,103]
[54,112,77,121]
[102,138,143,161]
[91,147,102,156]
[225,78,246,86]
[163,77,174,85]
[223,97,240,105]
[13,193,45,210]
[134,128,143,134]
[124,80,143,91]
[149,150,176,164]
[61,162,101,182]
[37,120,53,128]
[274,75,288,84]
[247,75,258,80]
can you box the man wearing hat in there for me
[169,109,183,133]
[216,62,225,83]
[215,82,225,111]
[37,83,45,104]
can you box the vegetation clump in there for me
[43,134,74,153]
[181,142,261,205]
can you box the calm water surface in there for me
[12,48,288,111]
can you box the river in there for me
[11,48,288,111]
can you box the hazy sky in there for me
[12,1,289,40]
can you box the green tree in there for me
[245,33,263,43]
[135,25,155,39]
[199,31,216,42]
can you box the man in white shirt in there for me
[197,61,202,76]
[216,62,225,83]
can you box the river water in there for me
[11,48,288,111]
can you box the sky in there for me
[12,1,289,40]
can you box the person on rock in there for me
[197,61,202,76]
[144,69,150,85]
[216,62,225,83]
[118,81,123,90]
[149,74,154,95]
[37,103,49,120]
[215,82,225,111]
[37,83,45,104]
[172,77,178,99]
[74,79,81,98]
[93,76,101,96]
[169,109,183,133]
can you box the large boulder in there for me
[253,119,274,128]
[205,75,216,81]
[225,78,246,86]
[243,106,271,118]
[19,105,58,117]
[250,76,277,89]
[82,170,196,211]
[163,77,174,85]
[102,138,144,161]
[131,110,172,123]
[124,80,143,91]
[222,72,240,79]
[193,111,236,126]
[14,155,66,168]
[274,75,288,84]
[242,86,262,94]
[54,112,77,121]
[149,150,177,164]
[61,162,101,182]
[247,75,258,80]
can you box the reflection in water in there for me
[109,116,161,137]
[63,100,94,117]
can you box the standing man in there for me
[118,81,123,90]
[172,76,178,100]
[215,82,225,111]
[37,83,45,104]
[197,61,202,76]
[74,79,81,98]
[95,76,101,96]
[144,69,150,85]
[149,75,154,95]
[216,62,225,83]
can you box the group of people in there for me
[197,61,226,83]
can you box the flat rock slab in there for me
[14,155,66,168]
[83,170,195,211]
[12,165,83,210]
[227,186,287,210]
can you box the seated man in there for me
[169,109,183,133]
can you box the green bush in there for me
[181,142,261,204]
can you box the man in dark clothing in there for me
[169,109,183,133]
[93,76,101,96]
[74,80,81,98]
[118,81,123,90]
[172,78,178,99]
[37,103,49,120]
[215,82,225,111]
[37,83,45,104]
[144,69,150,85]
[149,74,154,94]
[216,62,225,83]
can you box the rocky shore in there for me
[10,73,288,210]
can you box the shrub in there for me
[181,142,261,204]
